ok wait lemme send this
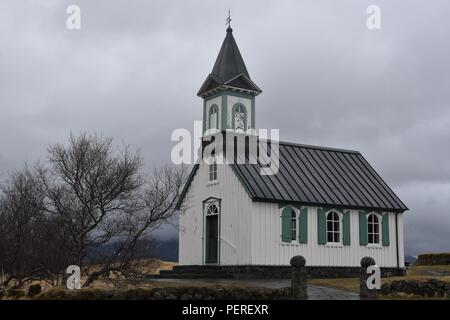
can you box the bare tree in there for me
[82,164,187,287]
[0,169,48,287]
[0,133,187,288]
[35,133,187,287]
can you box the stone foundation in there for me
[162,265,406,279]
[224,266,405,279]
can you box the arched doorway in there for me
[205,203,219,264]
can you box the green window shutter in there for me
[317,208,326,245]
[299,207,308,244]
[281,207,291,243]
[359,211,368,245]
[382,213,390,246]
[342,210,351,246]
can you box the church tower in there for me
[198,26,262,136]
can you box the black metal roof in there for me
[211,27,249,82]
[197,27,262,96]
[177,141,408,212]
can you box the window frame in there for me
[326,210,342,245]
[208,156,218,183]
[367,212,382,246]
[206,203,219,216]
[280,206,301,244]
[208,104,219,130]
[232,103,247,132]
[290,208,297,241]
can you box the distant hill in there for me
[89,237,179,263]
[152,238,178,262]
[415,253,450,266]
[405,255,418,265]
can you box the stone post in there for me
[360,256,380,299]
[290,255,307,299]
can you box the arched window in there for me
[209,105,219,130]
[326,211,341,243]
[208,156,217,181]
[233,104,246,131]
[206,204,219,215]
[291,209,297,241]
[281,207,298,242]
[367,213,381,244]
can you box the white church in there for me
[174,26,408,277]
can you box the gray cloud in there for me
[0,0,449,255]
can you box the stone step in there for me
[173,265,225,271]
[161,268,227,275]
[157,272,233,279]
[157,265,234,279]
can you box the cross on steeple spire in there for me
[225,10,232,29]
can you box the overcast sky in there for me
[1,0,449,256]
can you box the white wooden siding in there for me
[397,213,405,267]
[179,160,253,265]
[251,203,404,268]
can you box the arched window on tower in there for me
[209,105,219,130]
[233,104,246,132]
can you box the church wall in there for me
[251,203,405,268]
[178,160,253,265]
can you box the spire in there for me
[197,26,261,97]
[210,27,250,83]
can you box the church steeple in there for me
[200,25,261,135]
[198,27,262,97]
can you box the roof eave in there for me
[175,163,200,210]
[224,73,263,93]
[251,197,408,213]
[198,84,262,98]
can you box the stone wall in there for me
[35,286,292,300]
[381,279,450,298]
[415,253,450,266]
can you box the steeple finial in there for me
[225,10,232,31]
